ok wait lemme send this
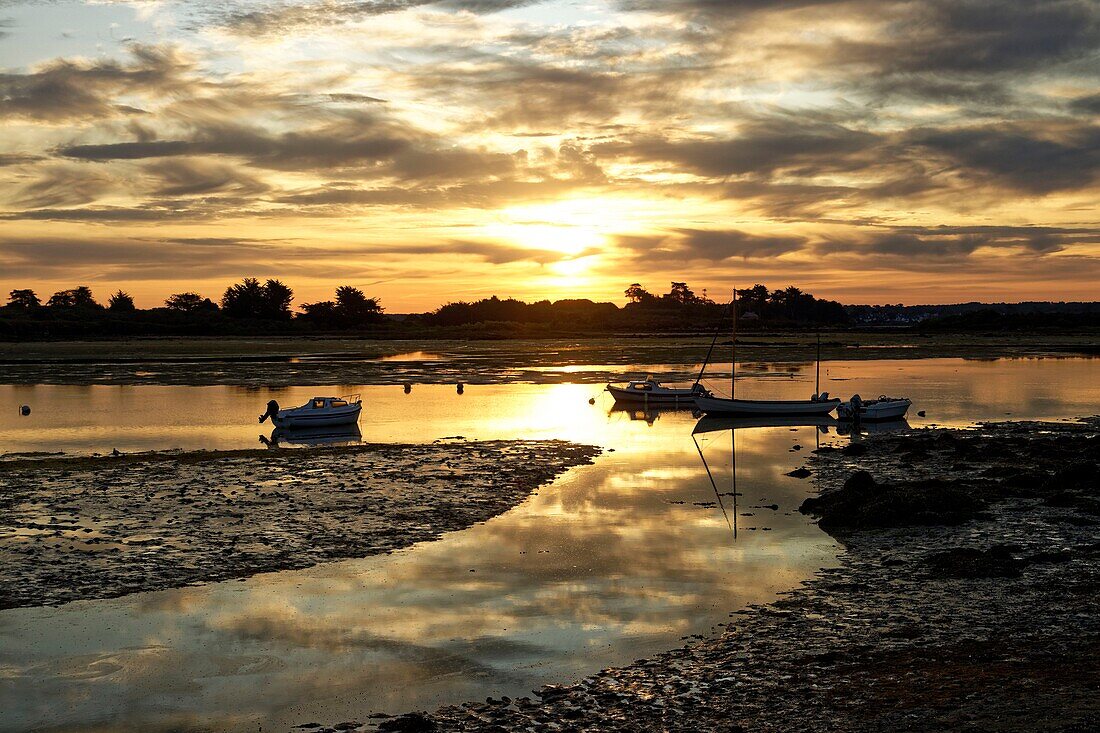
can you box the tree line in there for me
[1,279,848,339]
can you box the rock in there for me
[844,470,877,492]
[841,442,868,456]
[377,712,437,732]
[786,468,812,478]
[927,545,1025,578]
[1044,461,1097,491]
[801,474,984,531]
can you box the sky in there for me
[1,0,1098,310]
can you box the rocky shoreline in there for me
[317,418,1099,732]
[0,440,600,609]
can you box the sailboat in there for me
[693,289,841,417]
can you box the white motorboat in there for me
[836,394,912,422]
[606,378,710,404]
[259,395,362,428]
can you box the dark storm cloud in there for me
[57,122,412,171]
[272,175,585,211]
[673,228,808,259]
[817,225,1100,260]
[908,124,1100,194]
[144,159,271,197]
[0,232,583,285]
[840,0,1100,75]
[0,235,269,280]
[7,164,116,209]
[592,117,878,177]
[1069,93,1100,114]
[0,153,42,166]
[615,228,809,262]
[0,44,190,121]
[3,206,217,222]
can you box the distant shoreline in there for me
[0,332,1096,387]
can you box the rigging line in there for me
[693,298,733,389]
[693,433,735,540]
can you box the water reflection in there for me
[259,424,364,448]
[0,400,839,733]
[836,418,911,437]
[608,403,696,425]
[1,358,1097,455]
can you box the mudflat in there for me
[0,440,600,610]
[0,333,1096,386]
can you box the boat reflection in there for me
[692,414,837,434]
[836,418,910,437]
[608,403,697,425]
[259,424,364,448]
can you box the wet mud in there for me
[2,335,1095,386]
[314,418,1099,732]
[0,440,600,610]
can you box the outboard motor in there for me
[259,399,280,424]
[850,394,863,426]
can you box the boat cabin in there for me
[311,397,351,409]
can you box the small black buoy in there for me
[917,410,926,417]
[403,383,412,394]
[456,382,464,394]
[19,405,30,416]
[588,397,595,405]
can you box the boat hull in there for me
[695,396,840,417]
[606,385,704,404]
[838,399,911,422]
[273,404,362,428]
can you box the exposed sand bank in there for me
[0,440,600,610]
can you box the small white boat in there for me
[259,395,362,428]
[606,378,710,404]
[695,393,840,417]
[693,288,839,418]
[837,394,912,422]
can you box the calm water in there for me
[0,357,1096,732]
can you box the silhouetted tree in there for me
[221,278,292,319]
[300,300,339,322]
[47,286,99,308]
[108,290,136,312]
[262,279,294,320]
[334,285,384,323]
[165,292,218,313]
[624,283,655,304]
[7,289,41,308]
[665,282,699,304]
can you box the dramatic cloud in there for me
[0,44,191,121]
[1,0,1098,305]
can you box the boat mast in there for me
[815,329,821,397]
[731,288,737,400]
[694,297,733,390]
